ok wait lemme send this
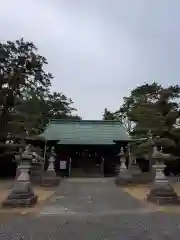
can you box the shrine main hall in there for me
[40,119,131,177]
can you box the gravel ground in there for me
[1,212,180,239]
[0,178,180,239]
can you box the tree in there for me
[14,91,81,135]
[44,92,76,120]
[115,82,180,135]
[102,108,117,120]
[114,105,134,134]
[0,38,52,141]
[103,82,180,174]
[0,37,83,171]
[121,82,180,159]
[117,82,162,137]
[0,38,81,140]
[102,107,134,134]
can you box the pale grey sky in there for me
[0,1,180,119]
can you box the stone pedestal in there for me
[41,150,60,187]
[147,183,179,205]
[115,147,132,186]
[41,171,60,187]
[147,146,180,205]
[2,159,38,207]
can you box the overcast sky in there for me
[0,1,180,119]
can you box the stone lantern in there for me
[146,146,179,205]
[115,146,132,186]
[2,144,38,207]
[41,146,61,187]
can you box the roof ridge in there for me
[50,119,121,124]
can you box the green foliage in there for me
[131,141,151,158]
[0,38,81,144]
[114,106,134,134]
[0,38,49,139]
[125,82,180,137]
[13,91,79,135]
[102,107,134,134]
[102,108,117,120]
[104,81,180,158]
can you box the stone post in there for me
[2,145,38,207]
[147,146,179,205]
[115,146,132,186]
[41,146,61,187]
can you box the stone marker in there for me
[115,146,132,186]
[147,146,179,205]
[41,146,61,187]
[2,145,38,207]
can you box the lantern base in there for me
[2,181,38,207]
[147,183,180,205]
[41,171,61,187]
[115,170,133,186]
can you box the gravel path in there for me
[0,178,180,239]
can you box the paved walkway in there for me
[0,178,180,239]
[40,178,146,216]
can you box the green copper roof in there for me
[40,119,130,145]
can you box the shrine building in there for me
[40,119,132,177]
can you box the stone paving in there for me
[0,178,180,239]
[40,178,146,216]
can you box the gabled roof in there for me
[39,119,131,145]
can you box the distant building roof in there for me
[39,119,131,145]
